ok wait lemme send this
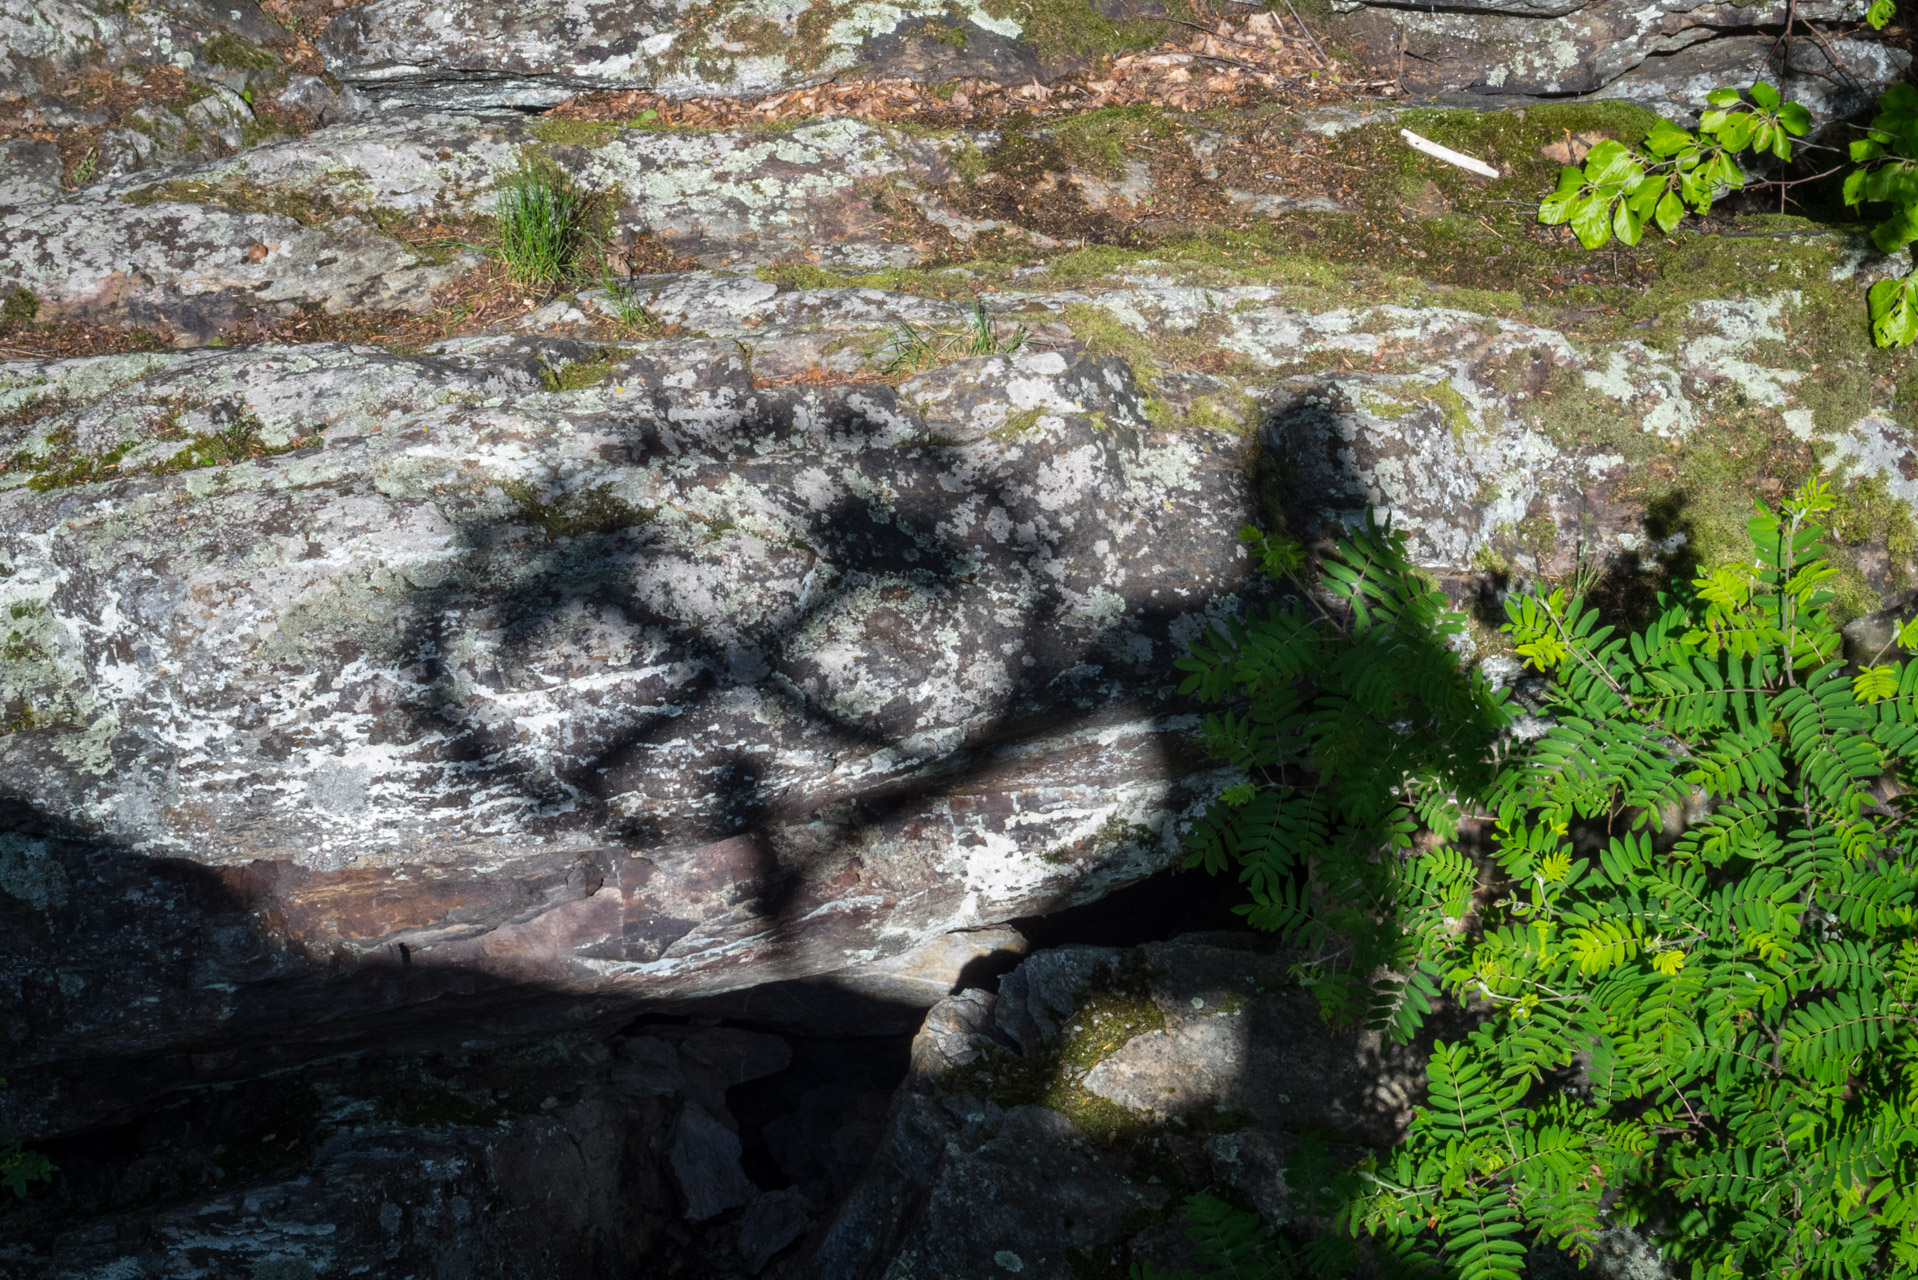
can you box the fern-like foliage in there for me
[1177,520,1511,1034]
[1188,480,1918,1279]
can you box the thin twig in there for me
[1160,15,1310,45]
[1282,0,1332,66]
[1190,50,1287,75]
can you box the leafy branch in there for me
[1538,74,1918,348]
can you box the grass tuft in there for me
[495,166,585,289]
[880,301,1028,375]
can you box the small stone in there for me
[539,1095,559,1110]
[246,243,268,261]
[994,1251,1024,1272]
[1190,997,1204,1010]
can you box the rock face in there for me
[803,937,1671,1280]
[2,0,290,100]
[0,334,1250,1133]
[1332,0,1907,114]
[318,0,1052,108]
[309,0,1910,120]
[0,1016,913,1279]
[801,937,1437,1279]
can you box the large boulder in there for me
[802,937,1671,1280]
[0,335,1250,1135]
[800,937,1437,1280]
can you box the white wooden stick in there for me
[1399,129,1501,180]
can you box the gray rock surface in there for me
[1593,34,1912,125]
[0,1034,678,1280]
[0,197,474,338]
[0,334,1249,1134]
[2,0,289,100]
[0,138,64,212]
[0,1014,910,1279]
[318,0,1043,108]
[801,937,1436,1278]
[805,936,1670,1279]
[1333,0,1894,104]
[672,1103,762,1220]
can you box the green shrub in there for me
[1183,479,1918,1278]
[494,165,585,288]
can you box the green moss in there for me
[527,118,629,148]
[920,16,971,46]
[1181,391,1254,435]
[993,406,1047,441]
[1829,472,1918,619]
[536,348,632,392]
[0,288,39,328]
[201,32,278,74]
[1064,303,1160,386]
[12,427,133,491]
[983,0,1171,63]
[502,481,653,540]
[1042,106,1177,181]
[121,177,342,226]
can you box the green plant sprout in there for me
[879,300,1029,375]
[1,1079,53,1198]
[598,271,663,335]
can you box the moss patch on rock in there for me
[501,481,654,540]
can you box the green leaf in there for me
[1868,0,1895,27]
[1749,81,1781,110]
[1699,109,1730,133]
[1570,193,1615,248]
[1853,137,1887,163]
[1718,113,1755,151]
[1645,120,1698,157]
[1844,168,1870,207]
[1538,167,1585,225]
[1655,188,1685,233]
[1613,198,1645,246]
[1582,139,1640,187]
[1706,87,1742,108]
[1872,202,1918,254]
[1870,273,1918,347]
[1779,101,1812,135]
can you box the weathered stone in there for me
[94,84,265,180]
[667,925,1029,1035]
[1332,0,1886,103]
[804,938,1438,1278]
[672,1103,760,1220]
[318,0,1039,109]
[0,198,473,338]
[2,0,290,101]
[0,1036,678,1280]
[1593,34,1912,124]
[0,138,63,212]
[737,1188,816,1274]
[0,334,1249,1134]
